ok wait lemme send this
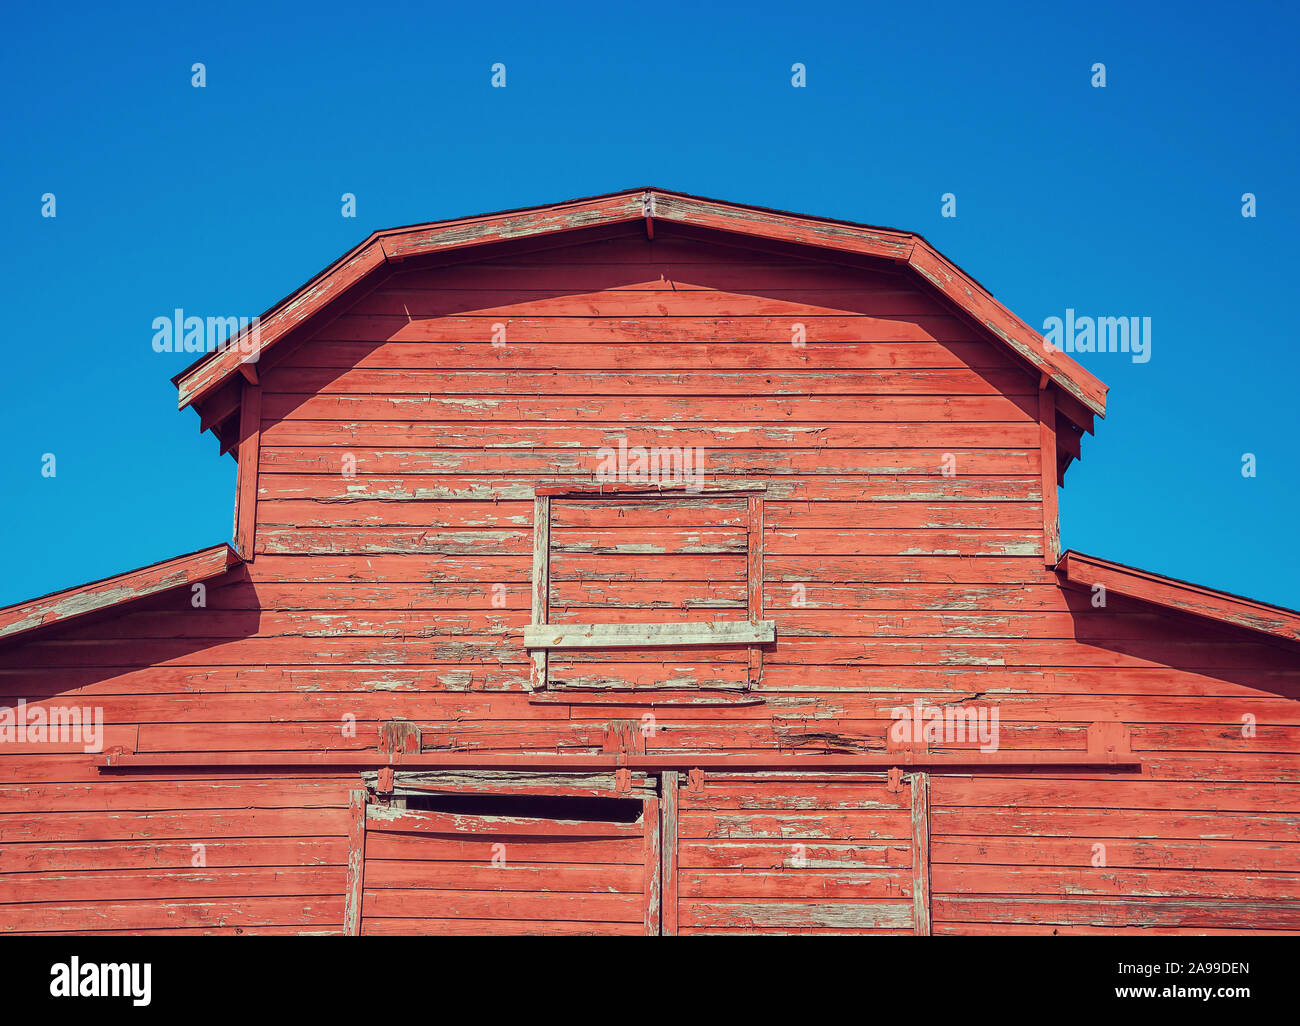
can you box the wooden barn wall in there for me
[0,230,1297,934]
[0,583,352,934]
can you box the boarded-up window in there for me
[524,486,773,691]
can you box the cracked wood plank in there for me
[361,769,654,797]
[364,804,642,838]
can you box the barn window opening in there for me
[402,793,643,823]
[524,484,774,690]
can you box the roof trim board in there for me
[172,187,1108,420]
[0,543,242,645]
[907,240,1105,418]
[1056,550,1300,645]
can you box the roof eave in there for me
[0,543,243,645]
[1056,550,1300,644]
[173,187,1109,422]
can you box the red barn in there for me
[1,188,1297,936]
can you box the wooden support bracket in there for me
[1039,384,1061,566]
[233,380,262,561]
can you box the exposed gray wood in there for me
[529,494,550,690]
[661,771,679,936]
[530,685,765,702]
[551,538,746,555]
[684,900,913,930]
[343,788,366,936]
[362,769,655,796]
[911,771,931,936]
[644,795,661,935]
[747,491,765,687]
[524,620,776,649]
[234,380,262,560]
[541,482,768,498]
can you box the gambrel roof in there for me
[172,187,1109,454]
[2,189,1296,649]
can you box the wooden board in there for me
[358,800,657,936]
[673,773,916,935]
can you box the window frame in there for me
[525,483,772,691]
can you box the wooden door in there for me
[355,796,660,936]
[667,772,919,935]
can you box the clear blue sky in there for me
[2,0,1296,607]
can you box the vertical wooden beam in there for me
[1038,385,1060,566]
[528,494,551,691]
[642,796,661,935]
[343,788,367,936]
[233,380,262,561]
[660,771,679,936]
[746,493,765,687]
[910,772,931,936]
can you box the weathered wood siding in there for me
[359,802,654,936]
[1,230,1297,934]
[674,773,915,935]
[252,232,1048,714]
